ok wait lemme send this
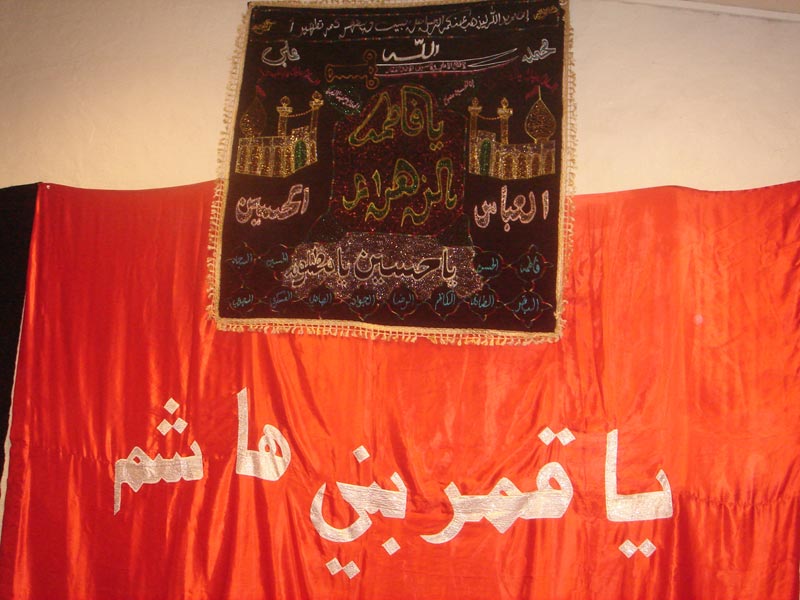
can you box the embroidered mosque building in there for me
[235,91,324,178]
[467,89,557,180]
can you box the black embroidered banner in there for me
[210,0,573,344]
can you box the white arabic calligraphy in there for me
[473,200,497,229]
[235,184,310,226]
[381,39,440,63]
[235,387,291,481]
[113,442,203,514]
[522,39,557,63]
[310,472,408,542]
[261,40,301,67]
[421,462,573,544]
[473,185,546,231]
[113,398,204,514]
[605,429,673,522]
[377,47,518,76]
[285,246,457,288]
[297,8,535,40]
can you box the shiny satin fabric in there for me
[1,181,798,599]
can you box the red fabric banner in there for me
[1,181,799,599]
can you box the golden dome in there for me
[524,87,556,143]
[239,95,267,138]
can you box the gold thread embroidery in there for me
[207,0,575,345]
[235,93,323,178]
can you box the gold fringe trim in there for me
[207,7,250,330]
[211,316,562,346]
[207,0,575,346]
[553,0,576,342]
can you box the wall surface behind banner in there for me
[0,0,799,193]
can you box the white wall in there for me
[573,0,800,192]
[1,0,798,193]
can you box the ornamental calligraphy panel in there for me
[209,0,574,344]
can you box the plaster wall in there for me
[0,0,798,193]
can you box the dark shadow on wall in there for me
[0,183,38,471]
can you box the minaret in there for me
[497,98,512,145]
[468,98,482,139]
[468,98,483,173]
[276,96,293,138]
[308,91,323,133]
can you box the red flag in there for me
[1,181,799,599]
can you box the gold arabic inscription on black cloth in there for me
[210,0,572,344]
